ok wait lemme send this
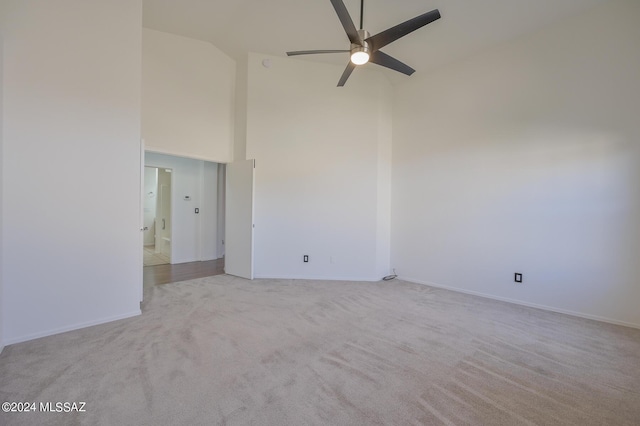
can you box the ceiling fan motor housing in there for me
[350,29,371,64]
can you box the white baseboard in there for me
[254,274,380,282]
[399,276,640,330]
[3,309,142,346]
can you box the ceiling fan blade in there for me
[366,9,441,52]
[330,0,359,44]
[337,62,356,87]
[369,51,415,76]
[287,50,349,56]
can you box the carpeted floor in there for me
[1,275,639,425]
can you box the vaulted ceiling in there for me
[143,0,608,84]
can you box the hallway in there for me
[143,258,225,286]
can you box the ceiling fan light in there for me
[350,49,370,65]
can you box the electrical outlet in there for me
[303,255,309,263]
[514,273,523,283]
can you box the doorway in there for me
[143,166,172,266]
[141,152,231,287]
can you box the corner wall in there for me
[246,53,393,281]
[2,0,144,344]
[391,0,640,327]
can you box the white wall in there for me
[376,84,393,279]
[246,53,392,281]
[142,28,235,163]
[145,152,220,263]
[0,27,4,353]
[234,55,249,162]
[201,162,218,260]
[1,0,143,344]
[392,0,640,327]
[217,164,226,258]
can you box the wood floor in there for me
[143,245,170,266]
[143,258,225,285]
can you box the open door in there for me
[225,159,255,279]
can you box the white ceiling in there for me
[142,0,609,84]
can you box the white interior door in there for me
[225,159,254,279]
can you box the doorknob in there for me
[140,227,149,231]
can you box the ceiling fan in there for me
[286,0,441,87]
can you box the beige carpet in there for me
[1,275,639,425]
